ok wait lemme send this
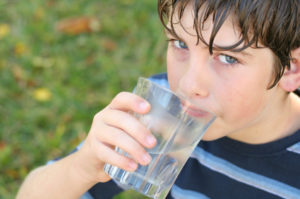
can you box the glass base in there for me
[104,164,172,199]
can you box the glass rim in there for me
[137,77,216,118]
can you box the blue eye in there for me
[174,40,188,49]
[219,54,238,65]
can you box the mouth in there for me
[185,107,210,118]
[180,101,211,118]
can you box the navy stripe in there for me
[191,147,300,199]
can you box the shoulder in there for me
[148,73,169,88]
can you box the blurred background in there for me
[0,0,165,198]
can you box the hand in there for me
[72,92,157,184]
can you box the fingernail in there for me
[146,135,156,146]
[129,161,138,170]
[139,101,149,110]
[142,153,152,164]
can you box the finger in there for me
[96,142,138,172]
[98,125,152,166]
[109,92,150,114]
[102,109,157,149]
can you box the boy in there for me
[17,0,300,198]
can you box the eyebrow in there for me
[164,28,180,39]
[164,28,254,58]
[223,49,253,58]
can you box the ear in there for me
[279,48,300,92]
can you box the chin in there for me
[201,134,220,141]
[201,127,225,141]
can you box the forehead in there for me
[170,3,243,48]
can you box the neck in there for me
[227,91,300,144]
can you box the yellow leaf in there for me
[34,88,52,102]
[14,42,27,55]
[32,57,54,68]
[0,24,10,39]
[34,8,45,20]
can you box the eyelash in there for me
[166,39,188,50]
[166,38,241,66]
[214,53,240,67]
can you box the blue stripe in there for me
[191,147,300,199]
[287,142,300,155]
[80,192,94,199]
[171,184,210,199]
[149,77,170,89]
[133,76,169,94]
[76,141,84,150]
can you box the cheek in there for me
[202,83,269,140]
[217,78,269,125]
[167,49,186,91]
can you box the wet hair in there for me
[158,0,300,88]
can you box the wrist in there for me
[66,151,99,190]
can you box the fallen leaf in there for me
[46,0,55,7]
[33,88,52,102]
[5,169,19,179]
[103,38,117,52]
[0,141,6,150]
[32,56,54,68]
[85,55,95,65]
[14,42,27,55]
[34,7,45,20]
[0,24,10,39]
[55,16,100,35]
[26,79,37,88]
[12,65,26,83]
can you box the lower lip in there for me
[180,102,210,118]
[185,108,209,118]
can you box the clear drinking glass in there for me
[104,77,216,199]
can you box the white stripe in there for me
[191,147,300,199]
[171,185,210,199]
[80,192,94,199]
[46,159,56,165]
[287,142,300,155]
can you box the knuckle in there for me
[120,116,136,130]
[93,111,103,122]
[118,157,135,171]
[118,116,150,146]
[128,143,146,157]
[133,124,148,140]
[95,144,107,161]
[115,137,142,157]
[118,156,130,166]
[130,119,149,140]
[114,92,128,101]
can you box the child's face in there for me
[166,5,283,141]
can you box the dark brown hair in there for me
[158,0,300,88]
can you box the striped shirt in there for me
[63,73,300,199]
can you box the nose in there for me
[178,52,211,99]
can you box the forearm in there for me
[16,152,96,199]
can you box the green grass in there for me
[0,0,165,198]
